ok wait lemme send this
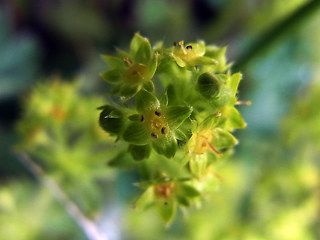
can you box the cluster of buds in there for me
[99,33,248,223]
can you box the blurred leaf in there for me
[129,144,151,161]
[123,122,149,145]
[156,199,177,224]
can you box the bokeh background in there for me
[0,0,319,239]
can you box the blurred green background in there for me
[0,0,319,239]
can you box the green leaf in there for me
[129,144,151,161]
[156,199,177,224]
[152,133,177,158]
[180,184,200,198]
[130,33,153,63]
[197,72,221,99]
[123,122,149,145]
[99,105,125,135]
[100,69,123,84]
[165,105,193,129]
[212,128,238,149]
[135,89,160,113]
[189,154,207,178]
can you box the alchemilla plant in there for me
[99,33,248,224]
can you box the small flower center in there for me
[154,182,175,199]
[192,130,221,156]
[145,109,170,139]
[173,42,198,63]
[124,58,148,82]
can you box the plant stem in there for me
[233,0,320,71]
[16,152,108,240]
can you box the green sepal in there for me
[198,113,221,131]
[176,196,190,207]
[110,84,121,95]
[180,184,200,198]
[143,80,155,92]
[228,72,242,96]
[123,122,149,145]
[152,133,177,158]
[116,48,129,58]
[174,129,188,142]
[160,91,168,107]
[101,55,125,68]
[197,72,222,99]
[209,86,234,108]
[170,53,186,67]
[108,152,135,168]
[205,45,227,59]
[99,105,125,135]
[100,69,123,84]
[128,114,141,121]
[134,180,154,190]
[228,107,246,129]
[153,41,163,50]
[130,33,153,64]
[156,199,177,224]
[129,144,151,161]
[145,53,158,79]
[135,89,160,113]
[134,187,154,209]
[189,41,206,55]
[165,105,193,129]
[119,84,140,99]
[205,45,229,72]
[190,56,217,66]
[211,128,238,150]
[189,154,207,178]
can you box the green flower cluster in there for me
[17,79,116,215]
[99,33,247,223]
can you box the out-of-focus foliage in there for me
[0,9,39,100]
[283,79,320,149]
[0,181,85,240]
[16,79,120,215]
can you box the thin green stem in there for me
[233,0,320,71]
[16,152,107,240]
